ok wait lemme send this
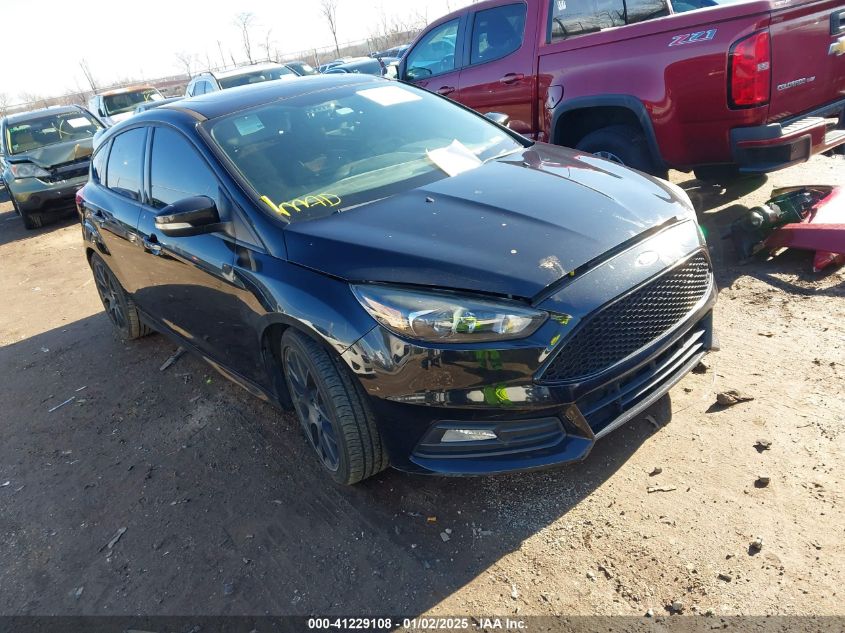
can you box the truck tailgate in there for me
[769,0,845,121]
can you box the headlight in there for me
[351,285,547,343]
[662,179,697,221]
[10,163,50,179]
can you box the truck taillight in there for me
[729,30,771,108]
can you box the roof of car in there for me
[165,74,383,120]
[2,104,85,125]
[96,85,158,97]
[207,62,289,80]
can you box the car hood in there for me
[285,143,695,299]
[10,138,94,169]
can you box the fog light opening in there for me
[441,429,498,443]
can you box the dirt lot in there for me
[0,157,843,619]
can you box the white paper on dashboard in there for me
[426,140,483,177]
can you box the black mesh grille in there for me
[540,252,711,383]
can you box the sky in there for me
[0,0,472,104]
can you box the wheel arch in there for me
[258,314,374,410]
[550,95,665,170]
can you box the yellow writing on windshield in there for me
[260,195,290,217]
[279,194,342,215]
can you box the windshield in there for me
[219,66,294,89]
[6,111,103,155]
[104,89,163,116]
[206,82,526,223]
[289,62,317,76]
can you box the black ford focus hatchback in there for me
[78,75,717,484]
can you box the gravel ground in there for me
[0,155,842,617]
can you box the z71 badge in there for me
[669,29,717,46]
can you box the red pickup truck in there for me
[397,0,845,179]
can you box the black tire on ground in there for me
[575,124,666,178]
[281,329,388,485]
[9,194,42,230]
[89,251,152,340]
[693,165,743,184]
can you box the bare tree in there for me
[174,51,195,77]
[0,92,9,117]
[320,0,341,58]
[79,59,98,92]
[262,29,274,61]
[217,40,227,68]
[234,12,257,64]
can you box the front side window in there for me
[207,83,526,223]
[405,19,460,80]
[106,128,146,201]
[149,127,218,209]
[5,110,103,155]
[103,89,163,116]
[471,4,527,64]
[218,66,294,89]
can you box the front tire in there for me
[576,124,666,178]
[9,193,42,230]
[89,252,151,340]
[281,329,388,485]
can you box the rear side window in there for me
[625,0,670,24]
[149,127,218,209]
[471,4,527,64]
[550,0,668,40]
[106,128,146,201]
[91,140,110,184]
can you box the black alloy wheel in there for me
[281,329,388,485]
[89,252,151,340]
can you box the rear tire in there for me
[281,329,388,485]
[89,252,152,340]
[575,124,666,178]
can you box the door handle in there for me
[499,73,524,85]
[142,236,162,256]
[437,86,456,96]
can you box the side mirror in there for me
[404,66,432,82]
[155,195,223,237]
[484,112,511,127]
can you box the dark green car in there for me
[0,105,103,229]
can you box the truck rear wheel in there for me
[576,125,666,178]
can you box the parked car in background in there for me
[324,58,389,76]
[185,62,296,97]
[134,97,183,114]
[88,86,164,126]
[77,75,715,484]
[317,58,357,73]
[1,105,103,229]
[399,0,845,180]
[370,44,410,59]
[284,61,319,76]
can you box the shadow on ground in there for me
[0,312,671,615]
[0,204,78,248]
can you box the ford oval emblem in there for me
[636,250,660,267]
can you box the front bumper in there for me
[6,174,87,214]
[344,221,717,475]
[730,99,845,173]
